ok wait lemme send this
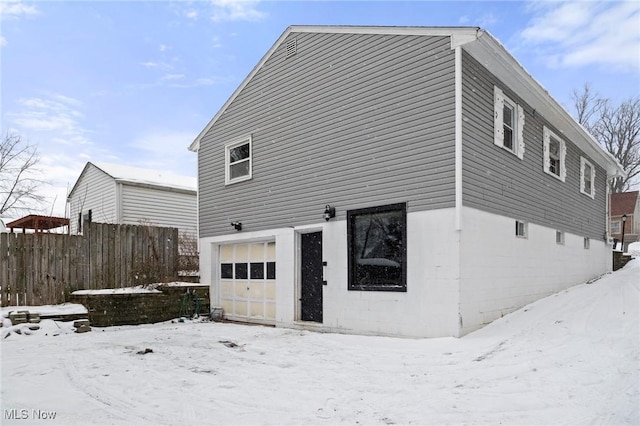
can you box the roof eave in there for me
[462,31,625,178]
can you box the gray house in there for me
[190,26,624,338]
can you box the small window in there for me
[235,263,248,279]
[543,127,566,181]
[494,86,525,159]
[515,220,527,238]
[584,237,590,249]
[225,136,252,185]
[611,221,621,234]
[580,157,595,198]
[556,230,565,245]
[266,261,276,280]
[250,262,264,279]
[221,263,233,279]
[348,203,407,292]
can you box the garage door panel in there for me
[265,282,276,300]
[221,281,234,298]
[234,281,249,299]
[250,282,265,299]
[265,302,276,320]
[220,245,234,262]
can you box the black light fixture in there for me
[323,205,336,221]
[231,221,242,231]
[621,214,627,251]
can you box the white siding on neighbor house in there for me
[68,165,117,234]
[458,206,610,336]
[200,208,462,338]
[120,184,197,237]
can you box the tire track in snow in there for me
[62,354,160,425]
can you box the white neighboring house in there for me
[67,162,197,239]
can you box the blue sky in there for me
[1,0,639,217]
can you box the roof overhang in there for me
[189,25,625,179]
[461,30,625,178]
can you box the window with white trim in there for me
[494,86,525,159]
[225,136,252,185]
[580,157,595,198]
[515,220,527,238]
[543,127,566,181]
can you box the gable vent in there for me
[286,38,297,58]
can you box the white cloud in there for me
[129,130,197,176]
[477,13,498,28]
[209,0,266,22]
[0,36,6,46]
[185,9,198,20]
[160,73,185,81]
[519,1,640,72]
[11,97,89,140]
[0,0,40,19]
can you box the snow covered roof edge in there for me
[68,162,197,200]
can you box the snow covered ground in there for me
[1,260,638,425]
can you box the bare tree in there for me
[572,84,640,193]
[0,133,45,215]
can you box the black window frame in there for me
[347,203,407,292]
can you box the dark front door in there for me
[301,231,323,322]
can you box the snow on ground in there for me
[1,261,638,425]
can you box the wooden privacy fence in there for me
[1,222,179,307]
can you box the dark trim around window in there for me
[347,203,407,292]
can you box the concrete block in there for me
[75,324,91,333]
[73,319,90,328]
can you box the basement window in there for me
[225,136,252,185]
[515,220,527,238]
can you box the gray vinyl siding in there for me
[460,51,607,240]
[121,185,197,237]
[199,33,456,237]
[68,165,117,234]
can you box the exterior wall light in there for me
[323,205,336,221]
[231,221,242,231]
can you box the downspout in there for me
[605,178,611,244]
[454,44,464,336]
[116,182,123,223]
[454,45,463,231]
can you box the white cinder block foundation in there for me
[199,207,611,338]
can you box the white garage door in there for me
[219,241,276,323]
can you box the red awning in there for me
[6,215,70,234]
